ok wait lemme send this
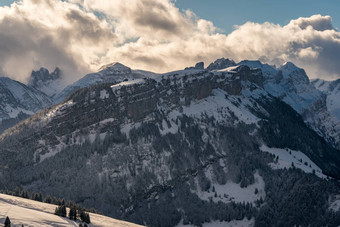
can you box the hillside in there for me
[0,193,143,227]
[1,65,340,226]
[0,77,52,134]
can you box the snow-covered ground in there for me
[0,193,143,227]
[176,218,254,227]
[329,195,340,212]
[192,170,265,205]
[260,145,326,178]
[311,78,340,121]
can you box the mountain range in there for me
[0,59,340,226]
[2,59,340,150]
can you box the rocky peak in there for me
[206,58,236,71]
[238,60,263,69]
[29,67,61,86]
[98,62,132,75]
[184,62,205,70]
[279,62,309,84]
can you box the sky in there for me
[0,0,340,83]
[175,0,340,34]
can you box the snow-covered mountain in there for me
[206,58,236,71]
[0,193,143,227]
[54,62,158,103]
[237,60,340,149]
[28,67,66,98]
[0,77,53,134]
[1,64,339,226]
[311,78,340,120]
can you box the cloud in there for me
[224,15,340,79]
[0,0,116,83]
[0,0,339,83]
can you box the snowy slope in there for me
[176,218,254,227]
[312,78,340,121]
[0,193,143,227]
[0,77,53,134]
[237,60,340,149]
[1,63,340,226]
[260,145,326,178]
[238,61,320,112]
[28,67,66,98]
[54,62,158,103]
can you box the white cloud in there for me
[0,0,116,83]
[0,0,339,82]
[224,15,340,79]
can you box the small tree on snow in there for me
[4,216,10,227]
[69,206,77,221]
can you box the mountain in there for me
[28,67,65,98]
[311,78,340,120]
[238,60,340,149]
[1,64,340,226]
[54,62,158,103]
[206,58,236,71]
[0,77,53,134]
[0,193,143,227]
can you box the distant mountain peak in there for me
[98,62,132,74]
[28,67,61,86]
[28,67,64,98]
[184,61,205,70]
[279,62,309,84]
[279,61,301,72]
[207,58,235,71]
[238,60,264,68]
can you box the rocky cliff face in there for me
[28,67,65,98]
[54,62,158,103]
[312,78,340,121]
[1,65,340,226]
[238,60,340,149]
[206,58,236,71]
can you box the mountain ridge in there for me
[0,76,52,134]
[1,63,340,226]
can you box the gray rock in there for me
[206,58,235,71]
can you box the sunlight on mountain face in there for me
[0,1,340,227]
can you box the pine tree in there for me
[44,195,52,204]
[69,206,77,221]
[4,216,10,227]
[14,187,20,196]
[60,205,66,217]
[55,205,67,217]
[79,210,91,224]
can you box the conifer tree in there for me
[69,206,77,221]
[55,205,66,217]
[4,216,10,227]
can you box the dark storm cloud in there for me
[132,0,183,34]
[66,9,116,44]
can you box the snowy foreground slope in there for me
[0,193,143,227]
